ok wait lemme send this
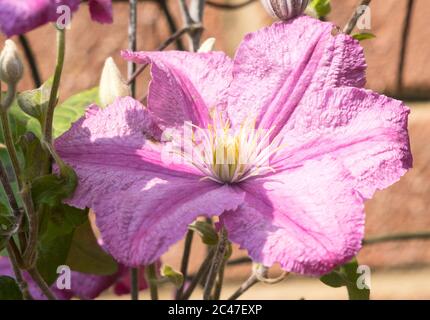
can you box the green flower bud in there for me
[261,0,309,21]
[0,40,24,85]
[99,57,130,107]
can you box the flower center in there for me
[178,111,282,184]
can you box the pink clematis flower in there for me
[0,257,147,299]
[0,0,112,37]
[88,0,113,24]
[55,16,412,276]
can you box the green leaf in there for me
[352,32,376,41]
[308,0,331,18]
[16,78,53,122]
[342,259,370,300]
[161,265,183,288]
[0,201,15,252]
[36,205,87,285]
[320,270,345,288]
[66,220,118,275]
[18,132,48,182]
[188,220,218,246]
[320,258,370,300]
[37,231,74,285]
[31,168,77,208]
[53,87,99,138]
[6,97,42,138]
[0,276,23,300]
[40,205,87,243]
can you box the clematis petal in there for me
[113,265,148,295]
[55,97,245,266]
[65,270,120,300]
[0,0,80,37]
[222,158,365,276]
[122,50,233,128]
[0,257,143,299]
[88,0,113,24]
[227,15,366,135]
[272,87,412,199]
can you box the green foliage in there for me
[18,132,47,181]
[53,87,99,138]
[66,220,118,275]
[189,220,219,246]
[17,78,53,122]
[1,84,100,286]
[31,168,77,209]
[161,265,184,288]
[352,33,376,41]
[0,276,23,300]
[320,258,370,300]
[6,96,42,138]
[36,205,87,285]
[308,0,331,18]
[0,201,13,251]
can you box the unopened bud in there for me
[198,38,216,53]
[99,57,130,107]
[261,0,309,21]
[0,40,24,85]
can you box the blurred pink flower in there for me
[0,257,147,300]
[0,0,112,37]
[88,0,113,24]
[56,16,412,276]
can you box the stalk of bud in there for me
[99,57,130,107]
[260,0,309,21]
[0,40,24,85]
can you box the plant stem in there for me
[203,227,227,300]
[343,0,372,35]
[0,82,17,112]
[126,0,139,301]
[158,0,185,50]
[27,268,57,300]
[175,230,194,299]
[127,25,200,85]
[0,85,22,190]
[20,183,38,267]
[396,0,415,93]
[128,0,138,97]
[0,160,21,217]
[18,35,42,88]
[130,268,139,300]
[145,263,159,300]
[213,259,225,300]
[181,247,215,300]
[187,0,206,51]
[6,241,33,300]
[228,274,259,300]
[43,27,65,145]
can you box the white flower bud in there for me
[99,57,130,107]
[198,38,216,53]
[261,0,309,21]
[0,40,24,85]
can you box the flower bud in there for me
[261,0,309,21]
[198,38,216,53]
[0,40,24,85]
[99,57,130,107]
